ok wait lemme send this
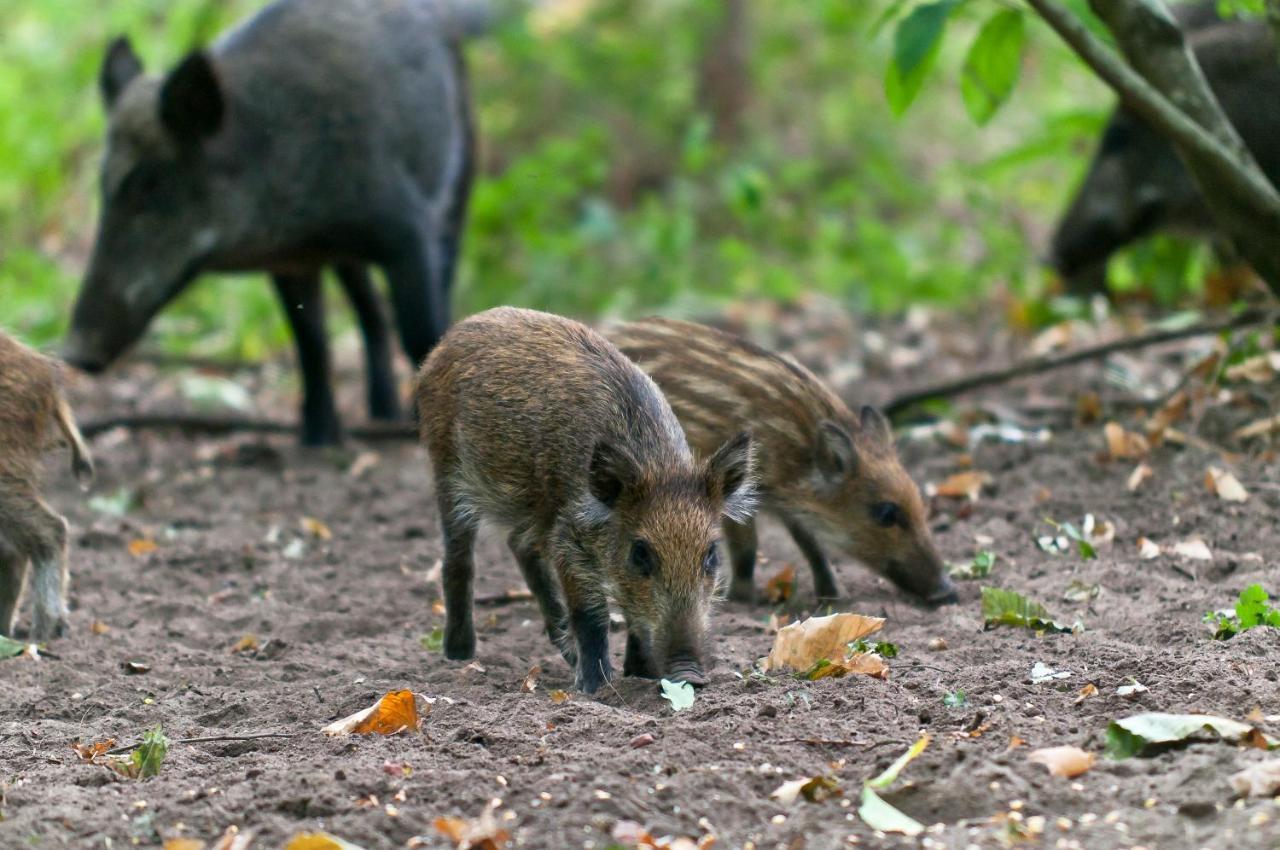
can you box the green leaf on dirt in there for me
[849,639,899,658]
[858,734,930,835]
[981,586,1082,634]
[659,678,696,712]
[949,550,995,580]
[1104,713,1278,759]
[960,9,1025,125]
[88,487,135,517]
[0,635,29,658]
[886,0,958,115]
[420,628,444,653]
[1206,584,1280,639]
[943,690,968,708]
[1063,579,1101,603]
[131,726,169,778]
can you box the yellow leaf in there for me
[934,471,990,501]
[520,664,541,693]
[128,538,158,558]
[1235,414,1280,441]
[90,620,110,635]
[549,690,570,705]
[322,690,426,737]
[1027,746,1095,778]
[300,517,333,541]
[1104,422,1148,460]
[763,563,796,604]
[764,612,884,672]
[163,841,204,850]
[228,635,259,655]
[434,806,510,849]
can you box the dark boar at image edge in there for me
[0,332,94,640]
[608,316,955,607]
[415,307,755,694]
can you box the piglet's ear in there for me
[860,405,893,444]
[160,50,224,144]
[100,36,143,110]
[707,431,755,523]
[588,441,637,509]
[815,420,857,480]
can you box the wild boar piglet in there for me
[610,317,955,606]
[416,307,755,694]
[0,332,94,640]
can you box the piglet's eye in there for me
[871,502,901,528]
[630,539,657,576]
[702,542,721,575]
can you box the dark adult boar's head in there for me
[805,407,957,606]
[1049,110,1207,295]
[581,432,755,686]
[65,37,243,371]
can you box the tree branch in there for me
[81,413,418,441]
[882,308,1273,415]
[1025,0,1280,290]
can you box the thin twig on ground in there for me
[104,732,296,755]
[81,413,418,441]
[883,308,1274,415]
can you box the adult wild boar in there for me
[64,0,481,444]
[1051,12,1280,294]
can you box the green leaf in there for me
[858,786,925,836]
[131,726,169,779]
[942,690,967,707]
[0,635,28,658]
[960,9,1024,125]
[1104,713,1277,759]
[886,1,958,116]
[950,550,995,580]
[868,734,930,789]
[1235,584,1270,628]
[660,678,696,712]
[981,586,1081,634]
[420,628,444,653]
[849,639,899,658]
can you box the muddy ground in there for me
[2,302,1279,850]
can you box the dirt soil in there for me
[2,302,1279,850]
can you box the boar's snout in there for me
[664,655,708,687]
[62,330,112,374]
[924,575,959,607]
[886,557,958,608]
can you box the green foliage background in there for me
[0,0,1195,359]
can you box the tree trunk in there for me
[1026,0,1280,294]
[696,0,752,143]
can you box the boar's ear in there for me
[859,405,893,445]
[588,441,637,509]
[159,50,224,144]
[707,431,755,522]
[815,420,857,480]
[100,36,143,110]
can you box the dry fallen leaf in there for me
[1137,537,1161,560]
[348,451,381,478]
[229,635,259,655]
[1126,463,1153,493]
[1074,683,1099,705]
[610,820,716,850]
[322,690,427,737]
[164,841,204,850]
[769,775,842,806]
[434,805,510,850]
[805,653,890,681]
[300,516,333,541]
[1104,422,1149,460]
[1205,467,1249,503]
[763,563,797,604]
[282,833,365,850]
[1027,746,1096,778]
[1234,414,1280,441]
[629,733,655,749]
[1171,538,1213,561]
[519,664,541,693]
[127,538,158,558]
[72,739,116,764]
[90,620,110,635]
[934,470,991,501]
[1007,735,1026,750]
[1230,759,1280,797]
[206,826,254,850]
[549,690,570,705]
[1224,352,1280,384]
[764,612,885,672]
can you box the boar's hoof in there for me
[727,580,757,604]
[664,661,707,687]
[443,627,476,661]
[575,662,614,695]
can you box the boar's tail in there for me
[54,397,94,488]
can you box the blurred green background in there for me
[0,0,1212,360]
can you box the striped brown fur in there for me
[609,317,955,606]
[0,331,94,639]
[416,308,754,694]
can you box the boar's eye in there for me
[629,539,658,577]
[871,501,902,529]
[702,542,721,575]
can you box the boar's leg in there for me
[272,272,342,446]
[0,531,29,637]
[439,489,478,661]
[4,493,71,640]
[623,632,658,679]
[724,517,758,602]
[506,532,574,665]
[782,517,840,602]
[553,545,613,694]
[335,263,401,421]
[383,238,450,371]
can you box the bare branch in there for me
[81,413,417,441]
